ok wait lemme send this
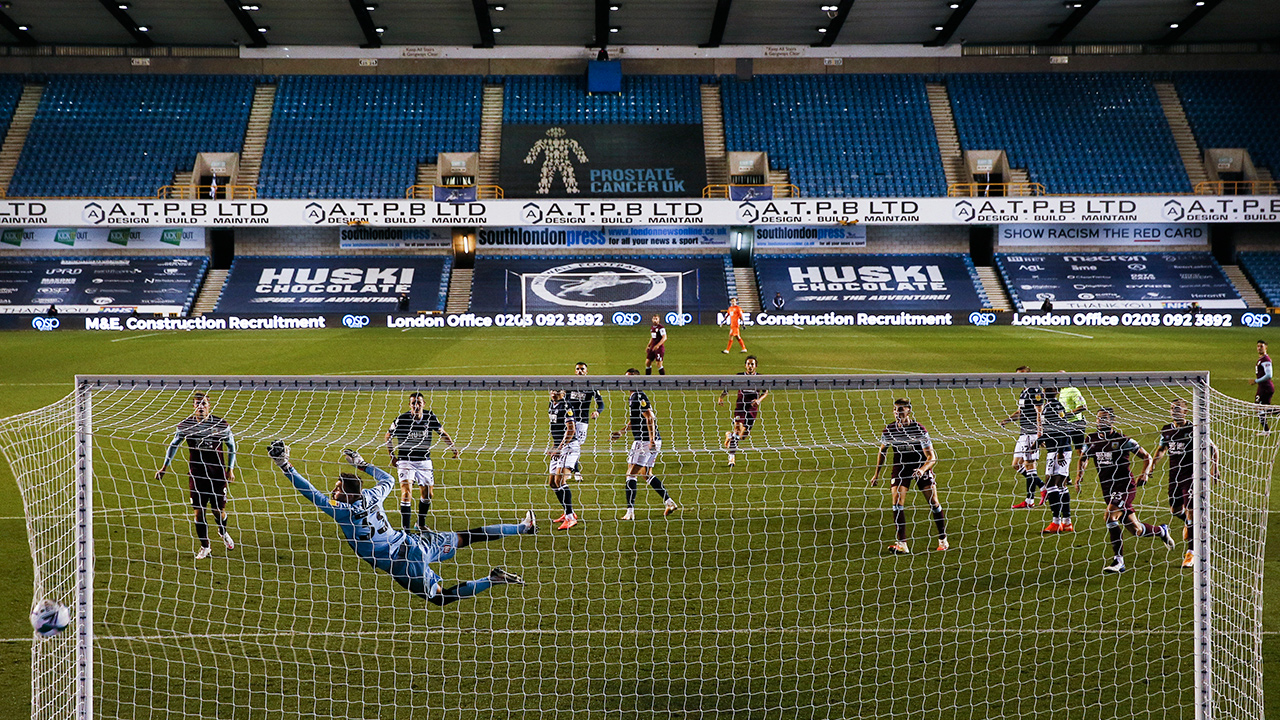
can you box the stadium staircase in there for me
[1153,81,1208,188]
[1222,266,1266,308]
[0,83,43,197]
[925,82,966,187]
[700,84,728,186]
[445,268,473,313]
[732,268,762,312]
[191,269,229,316]
[975,266,1013,310]
[478,84,503,186]
[237,82,276,191]
[416,162,437,187]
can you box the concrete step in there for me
[975,266,1013,311]
[191,269,229,316]
[237,82,277,190]
[732,267,762,313]
[1153,81,1208,187]
[925,82,965,188]
[701,84,728,187]
[445,268,473,313]
[478,84,504,186]
[1223,265,1266,308]
[0,83,43,196]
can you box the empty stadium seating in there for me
[8,75,254,198]
[948,73,1191,195]
[1175,71,1280,179]
[502,75,702,125]
[719,74,947,198]
[1236,252,1280,307]
[0,76,25,152]
[257,75,483,199]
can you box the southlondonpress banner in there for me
[755,253,983,312]
[499,124,706,198]
[1,196,1278,227]
[997,252,1245,310]
[0,256,207,314]
[0,226,205,250]
[214,256,448,314]
[753,225,866,248]
[997,224,1208,246]
[473,226,727,249]
[338,227,453,249]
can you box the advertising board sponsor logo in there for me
[342,314,371,328]
[612,311,642,326]
[31,317,59,331]
[665,311,692,326]
[968,311,996,326]
[953,200,976,223]
[83,202,105,225]
[1242,313,1272,328]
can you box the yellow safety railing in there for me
[702,184,800,199]
[1194,180,1278,196]
[157,184,258,199]
[405,185,504,200]
[947,182,1046,197]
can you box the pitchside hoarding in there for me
[214,256,449,314]
[499,124,706,198]
[755,253,984,312]
[0,256,206,314]
[997,224,1207,247]
[997,252,1245,310]
[0,226,206,250]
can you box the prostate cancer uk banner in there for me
[996,252,1244,310]
[755,253,985,312]
[214,256,448,314]
[499,124,706,199]
[0,256,207,314]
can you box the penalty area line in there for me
[1025,326,1093,339]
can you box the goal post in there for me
[1,372,1272,720]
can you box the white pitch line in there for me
[109,332,164,343]
[1025,327,1094,339]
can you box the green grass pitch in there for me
[0,323,1275,719]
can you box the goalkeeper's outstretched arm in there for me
[268,440,336,514]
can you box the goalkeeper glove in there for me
[267,440,292,470]
[342,448,369,471]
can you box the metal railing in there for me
[157,184,258,199]
[947,182,1046,197]
[702,183,800,199]
[405,185,504,200]
[1194,180,1278,196]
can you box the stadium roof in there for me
[0,0,1276,50]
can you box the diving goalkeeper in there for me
[268,441,535,606]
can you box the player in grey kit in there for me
[269,442,534,606]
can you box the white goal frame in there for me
[25,371,1268,720]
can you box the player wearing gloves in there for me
[269,441,534,606]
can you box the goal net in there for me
[0,373,1271,720]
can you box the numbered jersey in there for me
[287,464,406,568]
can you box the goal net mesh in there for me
[0,373,1271,720]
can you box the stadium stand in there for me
[256,75,483,199]
[995,251,1243,311]
[469,254,729,320]
[1236,252,1280,307]
[501,75,702,124]
[1174,71,1280,180]
[0,256,206,314]
[948,73,1191,195]
[719,74,947,198]
[213,255,450,314]
[7,76,254,198]
[755,253,989,312]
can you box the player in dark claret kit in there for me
[1152,399,1216,569]
[156,392,237,560]
[1077,408,1175,574]
[717,355,768,467]
[645,315,667,375]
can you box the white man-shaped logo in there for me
[524,127,589,194]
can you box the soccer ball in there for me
[30,599,71,639]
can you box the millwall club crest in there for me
[529,262,667,308]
